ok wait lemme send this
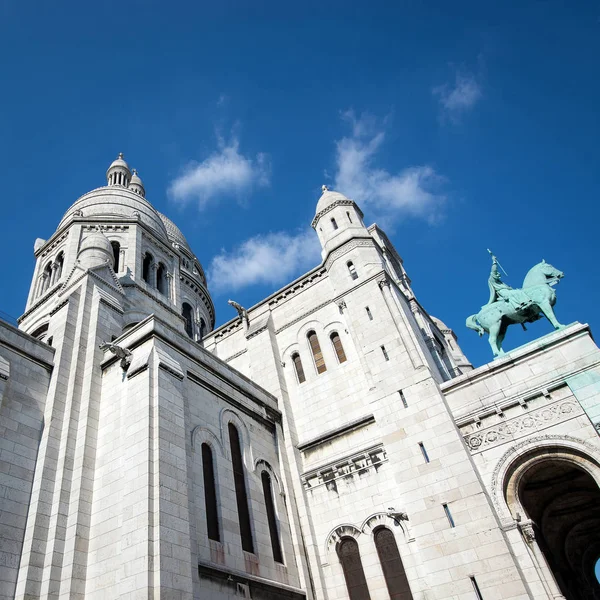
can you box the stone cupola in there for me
[106,153,132,187]
[129,169,145,197]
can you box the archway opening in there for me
[517,459,600,599]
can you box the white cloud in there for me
[333,111,446,226]
[168,136,270,209]
[207,229,321,294]
[433,70,482,121]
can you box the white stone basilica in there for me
[1,154,599,600]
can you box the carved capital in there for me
[337,300,347,313]
[377,277,390,290]
[519,521,535,544]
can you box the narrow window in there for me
[374,527,414,600]
[142,253,153,283]
[337,537,371,600]
[443,503,455,528]
[229,424,254,553]
[182,303,194,338]
[346,211,353,223]
[366,306,373,321]
[419,442,430,463]
[399,390,408,408]
[470,576,484,599]
[292,353,306,383]
[47,337,53,347]
[111,241,120,272]
[261,471,283,563]
[330,332,347,363]
[347,261,358,280]
[201,443,220,541]
[199,318,206,340]
[381,345,389,361]
[331,217,338,230]
[308,331,326,374]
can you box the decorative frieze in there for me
[301,444,387,491]
[464,398,581,453]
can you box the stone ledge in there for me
[441,322,591,393]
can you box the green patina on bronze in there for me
[466,251,565,357]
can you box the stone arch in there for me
[325,523,362,555]
[490,434,600,526]
[191,425,224,454]
[254,458,283,495]
[361,512,409,540]
[495,436,600,600]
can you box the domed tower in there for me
[106,152,132,187]
[311,185,368,260]
[20,154,214,343]
[129,169,145,197]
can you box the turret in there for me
[106,152,131,187]
[129,169,145,197]
[311,186,369,260]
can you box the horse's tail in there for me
[466,314,485,337]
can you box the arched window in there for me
[292,352,306,383]
[199,318,206,340]
[331,217,338,230]
[157,262,167,295]
[54,252,64,283]
[182,303,194,338]
[261,471,283,563]
[347,261,358,280]
[111,241,120,272]
[31,323,49,341]
[41,262,52,294]
[307,331,326,374]
[330,332,347,364]
[337,537,371,600]
[374,527,413,599]
[228,423,254,553]
[201,443,220,541]
[142,253,153,283]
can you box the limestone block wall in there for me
[87,316,304,600]
[0,321,54,600]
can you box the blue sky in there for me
[1,1,599,367]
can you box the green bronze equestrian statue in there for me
[466,251,565,357]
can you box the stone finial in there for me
[322,184,329,192]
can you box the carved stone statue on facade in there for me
[466,252,564,357]
[228,299,249,326]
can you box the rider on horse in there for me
[485,254,531,312]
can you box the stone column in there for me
[50,263,59,287]
[520,521,566,600]
[166,272,173,301]
[150,262,158,288]
[119,248,125,273]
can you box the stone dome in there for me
[59,186,170,243]
[159,212,193,253]
[315,188,351,215]
[106,153,130,176]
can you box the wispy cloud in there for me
[168,134,270,209]
[333,110,446,226]
[433,69,482,122]
[207,229,321,294]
